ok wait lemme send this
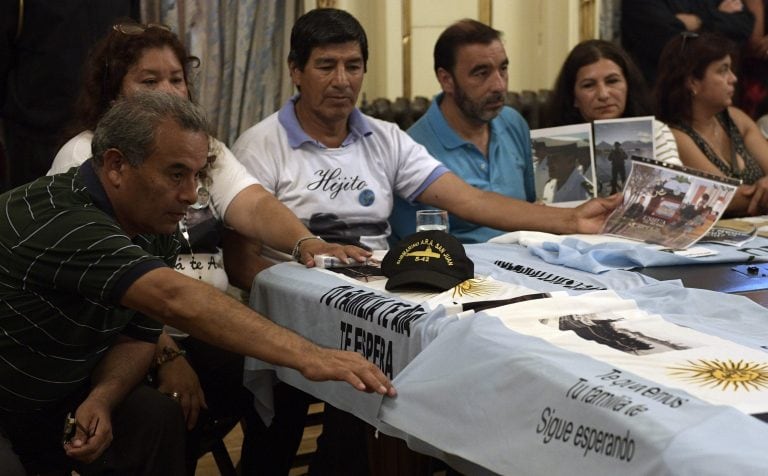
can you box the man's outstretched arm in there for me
[417,172,622,235]
[121,267,396,396]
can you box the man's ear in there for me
[436,67,455,95]
[289,61,301,88]
[101,149,127,187]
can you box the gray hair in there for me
[91,91,210,168]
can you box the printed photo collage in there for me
[530,118,740,248]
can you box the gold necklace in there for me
[693,117,719,142]
[695,116,740,177]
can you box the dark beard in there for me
[454,84,505,123]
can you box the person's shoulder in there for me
[653,119,678,139]
[723,106,761,138]
[407,112,432,139]
[209,138,244,171]
[496,106,530,132]
[241,110,281,136]
[499,105,526,123]
[7,173,96,226]
[363,112,405,133]
[725,106,754,128]
[407,98,447,139]
[232,111,282,150]
[757,114,768,139]
[360,112,416,146]
[49,130,94,175]
[210,137,229,154]
[653,118,670,131]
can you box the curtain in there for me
[141,0,300,145]
[600,0,622,43]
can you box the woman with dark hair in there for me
[656,31,768,215]
[52,23,215,188]
[544,39,681,166]
[68,23,198,135]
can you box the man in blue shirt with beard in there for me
[389,19,535,244]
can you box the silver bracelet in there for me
[292,236,324,261]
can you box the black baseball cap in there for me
[382,230,474,291]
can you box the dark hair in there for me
[288,8,368,71]
[655,32,736,126]
[92,91,209,169]
[433,19,502,74]
[70,20,200,133]
[543,40,651,127]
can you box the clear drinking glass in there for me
[416,209,449,232]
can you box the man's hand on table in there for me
[299,240,372,268]
[299,346,397,397]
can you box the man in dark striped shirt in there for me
[0,91,395,474]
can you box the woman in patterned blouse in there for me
[656,31,768,216]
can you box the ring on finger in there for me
[166,391,181,402]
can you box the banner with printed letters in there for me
[244,243,768,474]
[378,291,768,475]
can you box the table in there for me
[639,261,768,291]
[244,242,768,475]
